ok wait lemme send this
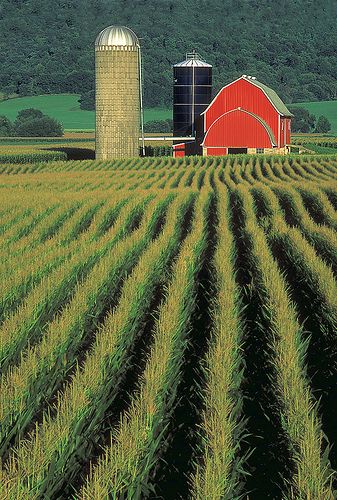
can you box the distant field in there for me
[1,93,336,135]
[290,100,337,133]
[0,94,171,130]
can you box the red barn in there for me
[173,75,293,157]
[201,75,293,155]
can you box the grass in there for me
[290,101,337,134]
[0,94,171,131]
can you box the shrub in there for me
[0,116,14,136]
[314,116,331,133]
[15,116,64,137]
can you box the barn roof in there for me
[244,77,293,117]
[202,76,293,117]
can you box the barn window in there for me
[256,148,264,154]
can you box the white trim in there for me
[245,78,285,117]
[278,114,280,148]
[201,107,276,147]
[201,76,243,115]
[201,76,285,117]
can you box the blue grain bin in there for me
[173,51,212,140]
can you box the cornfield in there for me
[0,154,336,500]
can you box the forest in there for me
[0,0,337,107]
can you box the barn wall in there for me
[203,147,228,156]
[203,109,274,149]
[204,78,280,147]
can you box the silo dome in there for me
[95,25,139,47]
[95,25,141,159]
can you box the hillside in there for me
[291,101,337,134]
[0,0,337,107]
[1,93,336,134]
[0,95,171,130]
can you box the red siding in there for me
[279,117,291,146]
[205,147,228,156]
[173,143,185,158]
[203,109,274,149]
[286,118,291,144]
[204,78,280,147]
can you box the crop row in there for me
[0,161,336,498]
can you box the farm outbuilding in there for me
[173,75,293,157]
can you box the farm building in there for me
[173,74,293,157]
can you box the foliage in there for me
[0,115,13,136]
[143,119,173,133]
[0,1,337,107]
[13,108,63,137]
[15,108,44,123]
[290,101,337,134]
[288,106,316,133]
[143,145,173,156]
[78,90,95,111]
[315,115,331,133]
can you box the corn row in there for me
[78,188,212,500]
[0,197,147,374]
[0,198,131,325]
[268,184,337,270]
[0,195,171,456]
[295,185,337,230]
[0,193,194,499]
[191,180,245,499]
[254,185,337,336]
[234,184,333,499]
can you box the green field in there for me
[291,100,337,133]
[0,94,171,131]
[0,156,336,499]
[1,93,336,134]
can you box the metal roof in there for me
[174,51,212,68]
[95,26,139,47]
[242,76,293,117]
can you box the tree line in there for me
[0,109,63,137]
[0,0,337,107]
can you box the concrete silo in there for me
[95,26,142,159]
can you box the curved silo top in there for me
[95,25,140,48]
[174,51,212,68]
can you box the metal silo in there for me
[173,51,212,141]
[95,26,142,159]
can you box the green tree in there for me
[144,119,173,133]
[15,108,44,124]
[15,116,63,137]
[288,107,316,133]
[314,115,331,133]
[78,90,95,111]
[0,116,14,136]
